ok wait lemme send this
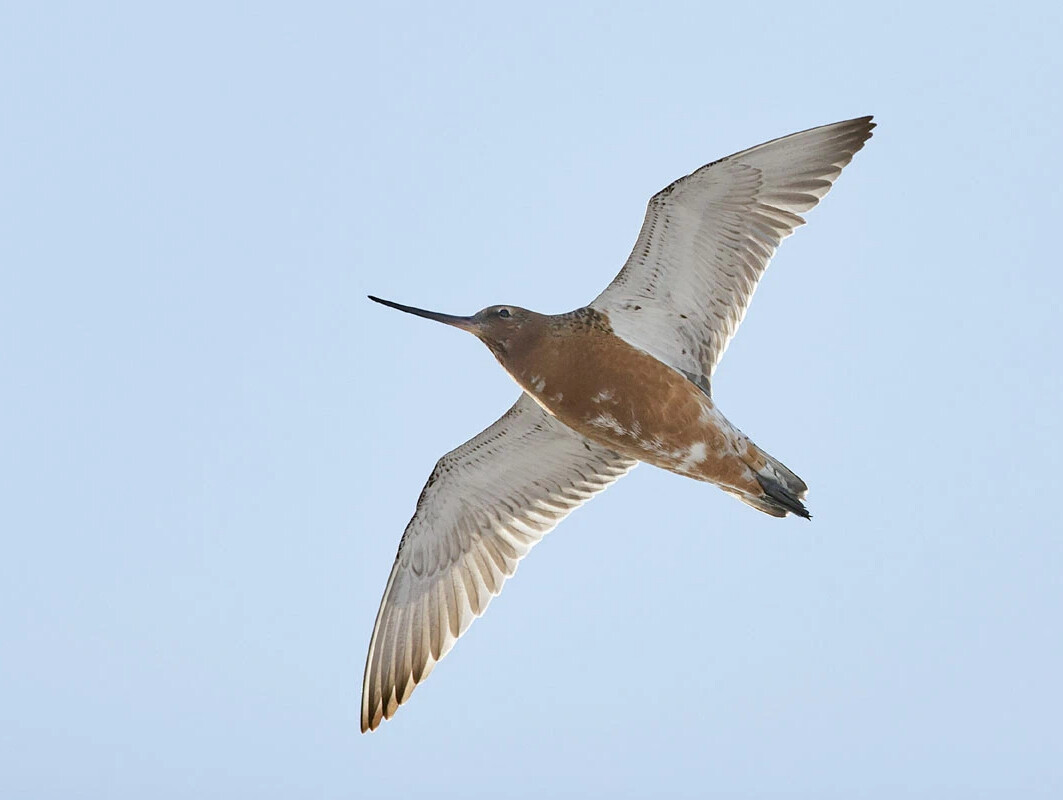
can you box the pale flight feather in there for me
[593,116,874,390]
[361,393,635,732]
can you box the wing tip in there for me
[360,681,381,733]
[843,114,876,149]
[360,666,382,732]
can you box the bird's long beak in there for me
[368,296,477,332]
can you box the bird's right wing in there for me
[361,392,636,732]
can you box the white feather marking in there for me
[677,442,708,473]
[588,413,627,436]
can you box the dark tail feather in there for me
[737,446,811,519]
[756,473,812,519]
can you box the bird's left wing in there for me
[591,116,874,391]
[361,392,636,732]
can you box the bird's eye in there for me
[497,308,511,319]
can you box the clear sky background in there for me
[2,2,1061,798]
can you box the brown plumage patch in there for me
[493,309,764,497]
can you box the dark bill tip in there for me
[367,295,475,330]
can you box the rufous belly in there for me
[508,329,763,496]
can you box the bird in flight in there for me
[362,116,874,732]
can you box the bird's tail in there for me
[739,448,810,519]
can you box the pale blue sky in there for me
[2,2,1061,798]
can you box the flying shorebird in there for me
[362,116,874,732]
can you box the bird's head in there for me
[368,296,540,360]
